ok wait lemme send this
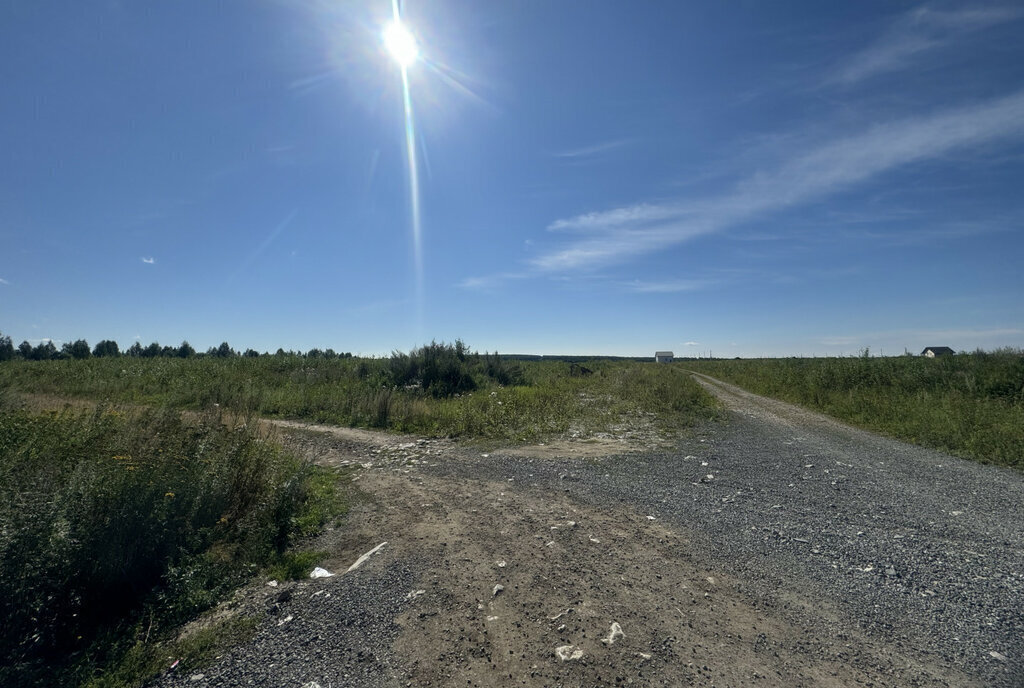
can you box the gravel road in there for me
[156,373,1023,687]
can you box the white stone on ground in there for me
[555,645,584,661]
[602,622,624,645]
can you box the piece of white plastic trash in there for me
[347,542,388,572]
[309,567,334,579]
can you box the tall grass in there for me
[0,348,717,442]
[0,348,717,685]
[689,350,1024,469]
[0,403,343,687]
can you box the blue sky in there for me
[2,1,1022,357]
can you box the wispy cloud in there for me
[0,277,9,285]
[530,89,1024,273]
[548,203,685,232]
[532,222,714,271]
[553,138,633,159]
[829,5,1022,85]
[684,341,700,347]
[624,278,716,294]
[141,257,155,264]
[457,272,527,291]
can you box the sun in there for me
[383,21,419,68]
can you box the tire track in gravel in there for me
[676,372,1024,686]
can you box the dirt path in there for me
[158,378,1023,687]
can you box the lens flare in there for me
[400,67,422,334]
[387,1,423,339]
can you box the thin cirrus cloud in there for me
[528,88,1024,273]
[828,5,1022,86]
[141,257,155,264]
[624,278,717,294]
[553,138,633,159]
[457,274,506,290]
[547,203,686,232]
[0,277,9,285]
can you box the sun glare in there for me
[383,21,419,68]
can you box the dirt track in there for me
[158,375,1023,687]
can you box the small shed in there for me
[921,346,955,358]
[655,351,674,363]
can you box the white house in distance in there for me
[655,351,674,363]
[921,346,955,358]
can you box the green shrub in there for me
[386,340,478,397]
[0,405,324,686]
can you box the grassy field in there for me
[0,402,352,688]
[12,344,1019,684]
[688,350,1024,469]
[0,347,719,443]
[0,345,717,686]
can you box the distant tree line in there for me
[0,331,352,362]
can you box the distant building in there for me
[921,346,955,358]
[655,351,674,363]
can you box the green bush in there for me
[0,405,324,686]
[384,341,524,397]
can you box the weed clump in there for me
[0,405,335,686]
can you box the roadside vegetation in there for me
[0,334,717,686]
[0,401,352,688]
[0,340,718,443]
[689,349,1024,469]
